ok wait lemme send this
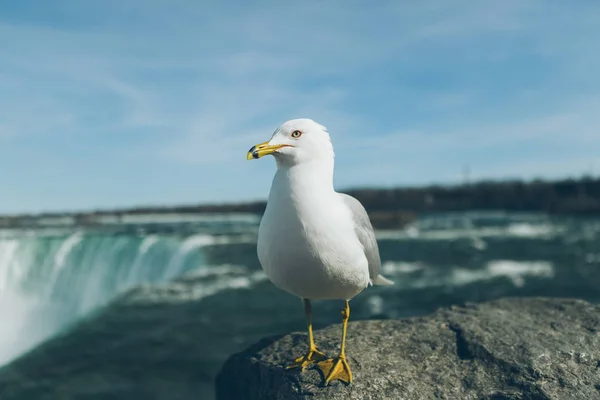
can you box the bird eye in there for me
[291,130,302,138]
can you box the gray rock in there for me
[216,298,600,400]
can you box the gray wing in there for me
[339,193,393,286]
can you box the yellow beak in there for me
[246,141,289,160]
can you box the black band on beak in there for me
[248,146,259,159]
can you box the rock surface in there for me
[216,297,600,400]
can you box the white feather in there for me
[256,119,393,300]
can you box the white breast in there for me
[257,172,370,300]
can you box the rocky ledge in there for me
[216,298,600,400]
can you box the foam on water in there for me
[377,223,557,241]
[377,211,563,242]
[507,223,555,237]
[451,260,554,288]
[381,261,425,274]
[382,260,555,291]
[123,265,267,305]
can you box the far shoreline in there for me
[1,176,599,230]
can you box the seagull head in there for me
[246,118,334,167]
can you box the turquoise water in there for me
[0,213,259,364]
[1,211,600,369]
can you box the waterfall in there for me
[0,229,225,365]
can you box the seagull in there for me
[246,118,393,385]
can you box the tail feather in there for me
[372,274,394,286]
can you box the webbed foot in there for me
[286,348,328,371]
[317,355,352,385]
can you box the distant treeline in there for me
[348,176,600,214]
[1,177,599,229]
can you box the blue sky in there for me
[1,1,599,213]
